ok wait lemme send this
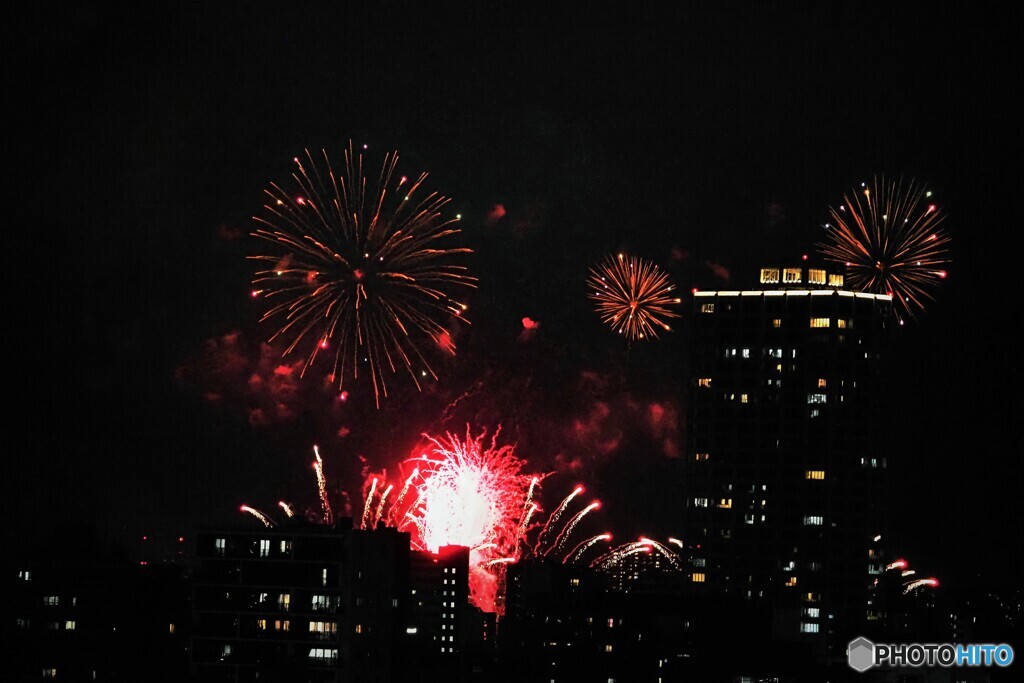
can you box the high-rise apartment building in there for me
[683,262,891,660]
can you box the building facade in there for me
[683,263,892,661]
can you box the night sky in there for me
[17,3,1021,589]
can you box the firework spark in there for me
[360,477,378,530]
[903,578,939,594]
[549,501,601,555]
[817,175,952,322]
[240,505,275,528]
[563,533,612,564]
[278,501,295,517]
[533,485,584,554]
[250,142,476,407]
[587,253,681,340]
[313,445,333,525]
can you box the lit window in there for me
[692,573,706,583]
[570,578,580,586]
[785,576,797,587]
[700,303,715,313]
[837,319,848,329]
[804,592,820,603]
[259,539,270,557]
[308,648,338,664]
[697,378,712,388]
[309,621,337,638]
[808,269,826,285]
[744,514,754,525]
[257,619,268,631]
[43,596,59,606]
[772,318,782,328]
[604,644,614,652]
[807,393,827,404]
[279,540,291,554]
[355,624,363,634]
[803,516,824,526]
[607,618,614,628]
[768,347,783,359]
[717,498,732,509]
[828,273,844,287]
[809,409,820,418]
[321,568,329,587]
[817,378,827,388]
[760,268,780,284]
[805,470,825,480]
[807,562,822,571]
[275,620,290,632]
[277,594,291,611]
[65,621,75,630]
[18,570,31,581]
[740,394,749,403]
[311,595,337,612]
[693,498,708,508]
[214,538,226,556]
[783,268,802,283]
[800,622,820,633]
[809,317,830,328]
[693,558,706,568]
[803,607,820,617]
[741,348,750,358]
[695,452,709,462]
[43,669,57,679]
[220,644,232,660]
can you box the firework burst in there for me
[816,175,952,323]
[240,436,618,615]
[587,253,681,340]
[250,141,476,407]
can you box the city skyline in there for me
[16,0,1020,657]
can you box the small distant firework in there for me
[587,253,681,340]
[250,142,476,407]
[817,175,952,323]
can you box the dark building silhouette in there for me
[3,559,190,682]
[191,518,489,682]
[683,262,892,664]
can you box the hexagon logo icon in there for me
[847,636,875,672]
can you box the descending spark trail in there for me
[549,501,601,555]
[667,537,683,549]
[387,470,419,526]
[534,486,584,554]
[516,503,539,548]
[563,533,612,564]
[903,578,939,594]
[240,505,275,528]
[373,484,394,528]
[313,445,333,524]
[278,501,295,517]
[639,537,682,570]
[361,478,378,530]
